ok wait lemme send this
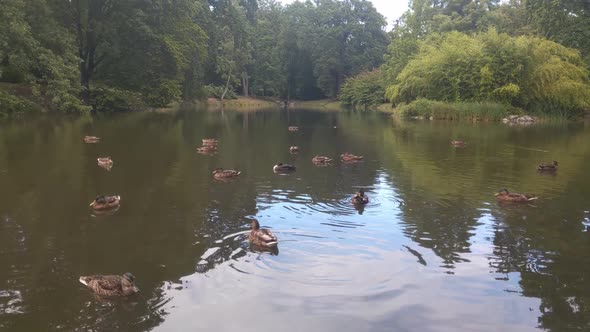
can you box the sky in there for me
[277,0,410,29]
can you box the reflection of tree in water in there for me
[489,195,590,331]
[398,199,477,271]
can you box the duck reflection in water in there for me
[249,243,279,256]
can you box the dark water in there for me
[1,108,590,331]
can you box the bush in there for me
[396,98,520,121]
[0,90,41,116]
[339,69,385,109]
[385,29,590,117]
[143,79,182,107]
[89,86,146,113]
[203,84,237,100]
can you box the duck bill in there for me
[494,193,499,196]
[89,201,96,207]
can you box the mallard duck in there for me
[273,163,296,173]
[97,157,113,167]
[79,272,139,297]
[451,140,466,147]
[202,138,218,146]
[84,136,100,143]
[197,146,217,154]
[351,188,369,205]
[340,152,363,162]
[494,189,538,203]
[248,219,278,247]
[312,155,333,165]
[212,168,241,179]
[289,146,300,153]
[288,126,299,132]
[537,161,558,172]
[89,195,121,210]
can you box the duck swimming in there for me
[197,146,217,154]
[351,189,369,205]
[84,136,100,143]
[79,273,139,297]
[248,219,278,247]
[312,155,333,165]
[451,140,466,147]
[89,195,121,210]
[273,163,296,173]
[288,126,299,132]
[494,189,537,203]
[537,161,558,172]
[212,168,241,179]
[340,153,363,162]
[97,157,113,169]
[289,146,300,153]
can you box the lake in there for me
[1,107,589,331]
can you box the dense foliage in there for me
[339,69,385,109]
[342,0,590,117]
[0,0,388,113]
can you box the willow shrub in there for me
[385,29,590,117]
[339,69,385,109]
[396,98,521,121]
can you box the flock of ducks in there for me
[80,129,368,297]
[77,133,555,297]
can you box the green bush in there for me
[385,29,590,117]
[89,86,146,113]
[339,69,385,109]
[143,79,182,107]
[203,84,237,100]
[0,90,41,116]
[396,98,520,121]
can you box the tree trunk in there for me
[221,70,232,101]
[241,72,249,97]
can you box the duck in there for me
[494,189,538,203]
[84,136,100,143]
[273,163,296,173]
[212,168,241,179]
[288,126,299,132]
[202,138,218,146]
[340,152,363,162]
[248,219,278,247]
[450,140,466,147]
[351,188,369,205]
[97,157,113,167]
[89,195,121,210]
[197,146,217,154]
[312,155,333,165]
[537,161,558,172]
[79,272,139,297]
[289,146,300,153]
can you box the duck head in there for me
[122,272,139,293]
[250,219,260,230]
[496,188,510,196]
[89,195,106,207]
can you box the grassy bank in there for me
[293,99,343,111]
[389,99,523,121]
[205,96,279,110]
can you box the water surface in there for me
[1,108,590,331]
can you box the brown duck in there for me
[312,155,333,165]
[79,273,139,297]
[450,140,466,147]
[537,161,558,172]
[494,189,538,203]
[288,126,299,132]
[341,152,363,162]
[197,146,217,154]
[97,157,113,169]
[249,219,278,247]
[202,138,218,146]
[351,189,369,205]
[89,195,121,210]
[84,136,100,143]
[212,168,241,179]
